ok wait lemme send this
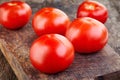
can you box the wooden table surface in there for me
[0,0,120,80]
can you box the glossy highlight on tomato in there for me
[30,34,74,74]
[77,0,108,23]
[32,7,71,36]
[0,1,32,29]
[66,17,108,54]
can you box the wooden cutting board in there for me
[0,0,120,80]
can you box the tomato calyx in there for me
[84,3,95,10]
[8,2,18,6]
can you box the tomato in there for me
[65,17,108,53]
[77,0,108,23]
[30,34,74,74]
[0,1,32,29]
[32,7,71,36]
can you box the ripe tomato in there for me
[30,34,74,74]
[0,1,32,29]
[32,7,71,36]
[77,0,108,23]
[65,17,108,53]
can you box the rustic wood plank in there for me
[0,50,17,80]
[95,71,120,80]
[0,27,120,80]
[0,0,120,80]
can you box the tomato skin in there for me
[65,17,108,53]
[30,34,74,74]
[0,1,32,29]
[32,7,71,36]
[77,1,108,23]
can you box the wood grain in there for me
[95,71,120,80]
[0,27,120,80]
[0,0,120,80]
[0,50,17,80]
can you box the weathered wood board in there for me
[95,71,120,80]
[0,0,120,80]
[0,51,17,80]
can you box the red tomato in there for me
[30,34,74,74]
[0,1,32,29]
[77,1,108,23]
[32,7,71,36]
[65,17,108,53]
